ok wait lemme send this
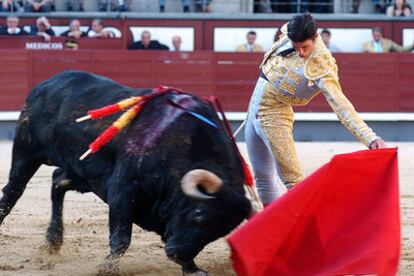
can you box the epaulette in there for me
[304,38,338,80]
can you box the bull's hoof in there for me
[46,227,63,253]
[182,270,208,276]
[96,256,120,276]
[46,242,62,254]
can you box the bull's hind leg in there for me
[46,168,71,252]
[0,147,41,225]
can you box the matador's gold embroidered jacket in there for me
[259,24,378,147]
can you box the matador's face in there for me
[291,33,317,59]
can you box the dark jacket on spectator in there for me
[129,40,169,50]
[0,26,28,35]
[29,26,55,36]
[60,30,87,38]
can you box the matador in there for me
[245,13,386,206]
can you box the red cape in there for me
[228,148,400,276]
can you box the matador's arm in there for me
[304,52,379,147]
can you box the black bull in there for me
[0,70,252,274]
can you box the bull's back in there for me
[26,70,140,118]
[13,71,147,171]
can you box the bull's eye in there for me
[194,209,204,223]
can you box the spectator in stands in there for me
[129,30,169,50]
[24,0,53,12]
[320,28,341,52]
[235,31,264,52]
[254,0,272,13]
[0,0,20,12]
[171,35,182,51]
[195,0,212,12]
[386,0,412,16]
[0,15,27,35]
[29,16,55,42]
[87,19,114,38]
[66,0,83,11]
[362,27,413,53]
[352,0,384,13]
[98,0,129,12]
[159,0,189,12]
[60,19,87,39]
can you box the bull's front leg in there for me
[98,179,134,275]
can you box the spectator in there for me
[30,16,55,42]
[386,0,412,16]
[60,19,87,39]
[171,35,182,51]
[254,0,272,13]
[129,30,169,50]
[24,0,53,12]
[235,31,264,52]
[0,0,20,12]
[159,0,189,12]
[98,0,129,11]
[195,0,212,12]
[0,15,27,35]
[352,0,384,13]
[320,28,341,52]
[87,19,114,38]
[66,0,83,11]
[362,27,413,53]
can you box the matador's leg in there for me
[245,114,282,204]
[258,84,303,190]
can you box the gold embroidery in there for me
[304,36,337,80]
[280,80,296,95]
[276,90,321,106]
[320,75,378,146]
[287,70,301,84]
[258,83,303,184]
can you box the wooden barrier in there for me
[0,50,413,112]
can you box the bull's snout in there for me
[165,245,187,264]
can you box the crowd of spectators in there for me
[1,14,413,53]
[254,0,412,15]
[0,15,118,42]
[0,0,214,12]
[0,0,411,14]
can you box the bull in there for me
[0,70,252,275]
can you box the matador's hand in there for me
[369,138,387,149]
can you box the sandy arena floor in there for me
[0,140,412,275]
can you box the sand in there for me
[0,140,412,275]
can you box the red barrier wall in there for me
[0,50,413,112]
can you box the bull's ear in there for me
[181,169,223,200]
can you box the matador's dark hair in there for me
[287,12,318,43]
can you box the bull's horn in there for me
[181,169,223,200]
